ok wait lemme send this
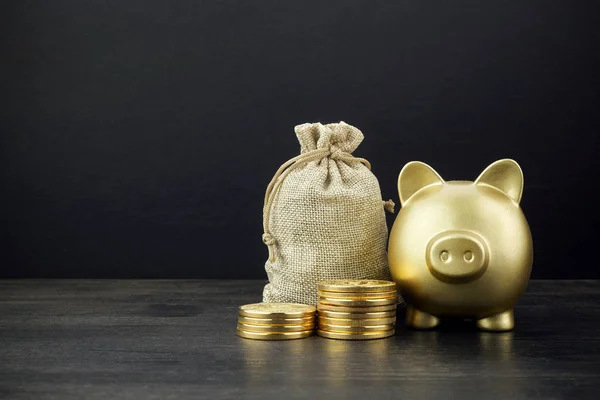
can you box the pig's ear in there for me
[474,159,524,203]
[398,161,445,206]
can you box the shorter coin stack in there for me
[317,280,398,340]
[236,303,316,340]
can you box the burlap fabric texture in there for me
[262,122,394,306]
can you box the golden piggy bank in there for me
[388,159,533,331]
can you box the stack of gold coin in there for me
[317,280,398,340]
[236,303,316,340]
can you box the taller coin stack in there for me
[237,303,316,340]
[317,280,398,340]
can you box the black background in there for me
[1,1,599,279]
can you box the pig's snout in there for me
[426,230,489,282]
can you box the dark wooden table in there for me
[0,280,599,399]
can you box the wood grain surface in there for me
[0,280,599,399]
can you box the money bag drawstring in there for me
[262,147,371,262]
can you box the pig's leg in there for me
[476,309,514,331]
[405,305,440,329]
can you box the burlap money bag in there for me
[262,122,394,305]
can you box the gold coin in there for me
[238,303,316,318]
[318,280,397,293]
[317,309,397,319]
[318,323,395,333]
[237,315,315,326]
[318,290,397,299]
[317,329,395,340]
[317,303,397,313]
[319,296,398,307]
[236,328,313,340]
[237,323,314,333]
[318,316,396,326]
